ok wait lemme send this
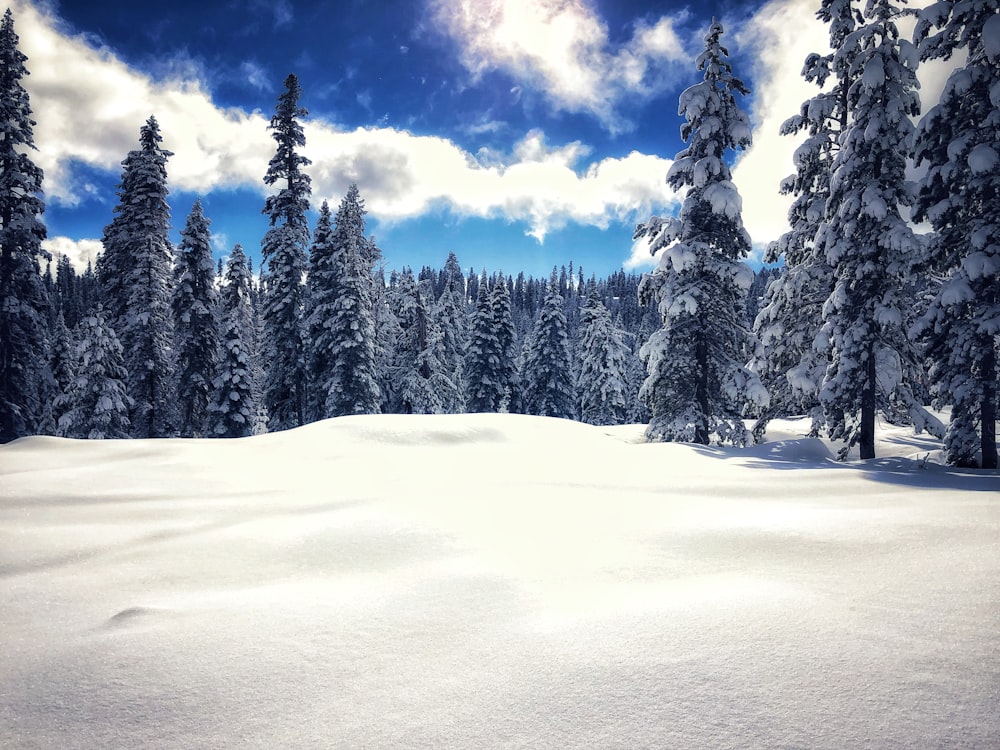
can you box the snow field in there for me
[1,414,998,748]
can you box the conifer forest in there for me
[1,1,998,468]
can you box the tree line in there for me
[1,1,997,467]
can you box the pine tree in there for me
[261,73,311,431]
[579,291,630,425]
[209,245,256,438]
[752,0,857,441]
[306,200,336,421]
[172,199,219,436]
[394,272,447,414]
[0,9,49,443]
[125,232,176,438]
[433,282,467,413]
[635,20,766,445]
[100,117,173,332]
[323,184,380,416]
[522,271,575,419]
[98,116,175,437]
[491,273,518,411]
[817,0,935,460]
[466,272,503,412]
[911,0,1000,468]
[59,306,131,440]
[45,310,75,436]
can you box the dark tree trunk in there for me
[860,345,876,460]
[981,338,997,470]
[695,337,710,445]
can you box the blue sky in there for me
[11,0,943,278]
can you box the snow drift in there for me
[1,414,998,749]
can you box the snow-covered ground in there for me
[2,414,998,749]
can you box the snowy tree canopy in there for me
[0,8,49,443]
[911,0,1000,468]
[635,19,766,446]
[261,74,311,431]
[817,0,938,460]
[172,199,219,437]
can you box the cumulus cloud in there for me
[428,0,689,132]
[307,127,678,242]
[12,0,272,205]
[12,0,678,246]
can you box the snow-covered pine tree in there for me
[172,199,219,436]
[429,251,468,413]
[910,0,1000,468]
[394,272,447,414]
[305,200,336,421]
[125,232,176,438]
[635,20,766,445]
[208,244,256,438]
[752,0,858,441]
[261,74,311,431]
[100,117,176,438]
[491,272,518,411]
[433,273,467,413]
[466,272,503,412]
[100,116,173,336]
[45,310,75,436]
[579,290,630,425]
[323,184,380,417]
[0,9,49,443]
[59,306,131,440]
[522,270,575,419]
[817,0,935,460]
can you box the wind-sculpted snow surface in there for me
[1,414,998,749]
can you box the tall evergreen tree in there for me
[43,310,74,436]
[911,0,1000,468]
[324,184,380,416]
[752,0,857,441]
[261,73,311,431]
[172,199,218,436]
[100,117,173,333]
[394,273,448,414]
[522,271,575,419]
[817,0,935,460]
[125,232,176,438]
[0,9,49,442]
[491,273,518,411]
[209,244,256,438]
[306,200,337,421]
[466,272,503,412]
[579,292,630,425]
[59,306,131,440]
[99,116,175,438]
[635,20,766,445]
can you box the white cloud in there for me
[41,237,103,272]
[306,127,678,242]
[428,0,689,132]
[12,0,678,246]
[731,0,827,250]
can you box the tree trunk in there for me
[981,337,997,470]
[695,338,710,445]
[860,345,876,460]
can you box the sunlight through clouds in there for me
[12,0,678,246]
[429,0,689,132]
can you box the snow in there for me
[1,414,998,749]
[984,13,1000,61]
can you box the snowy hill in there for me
[1,414,998,749]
